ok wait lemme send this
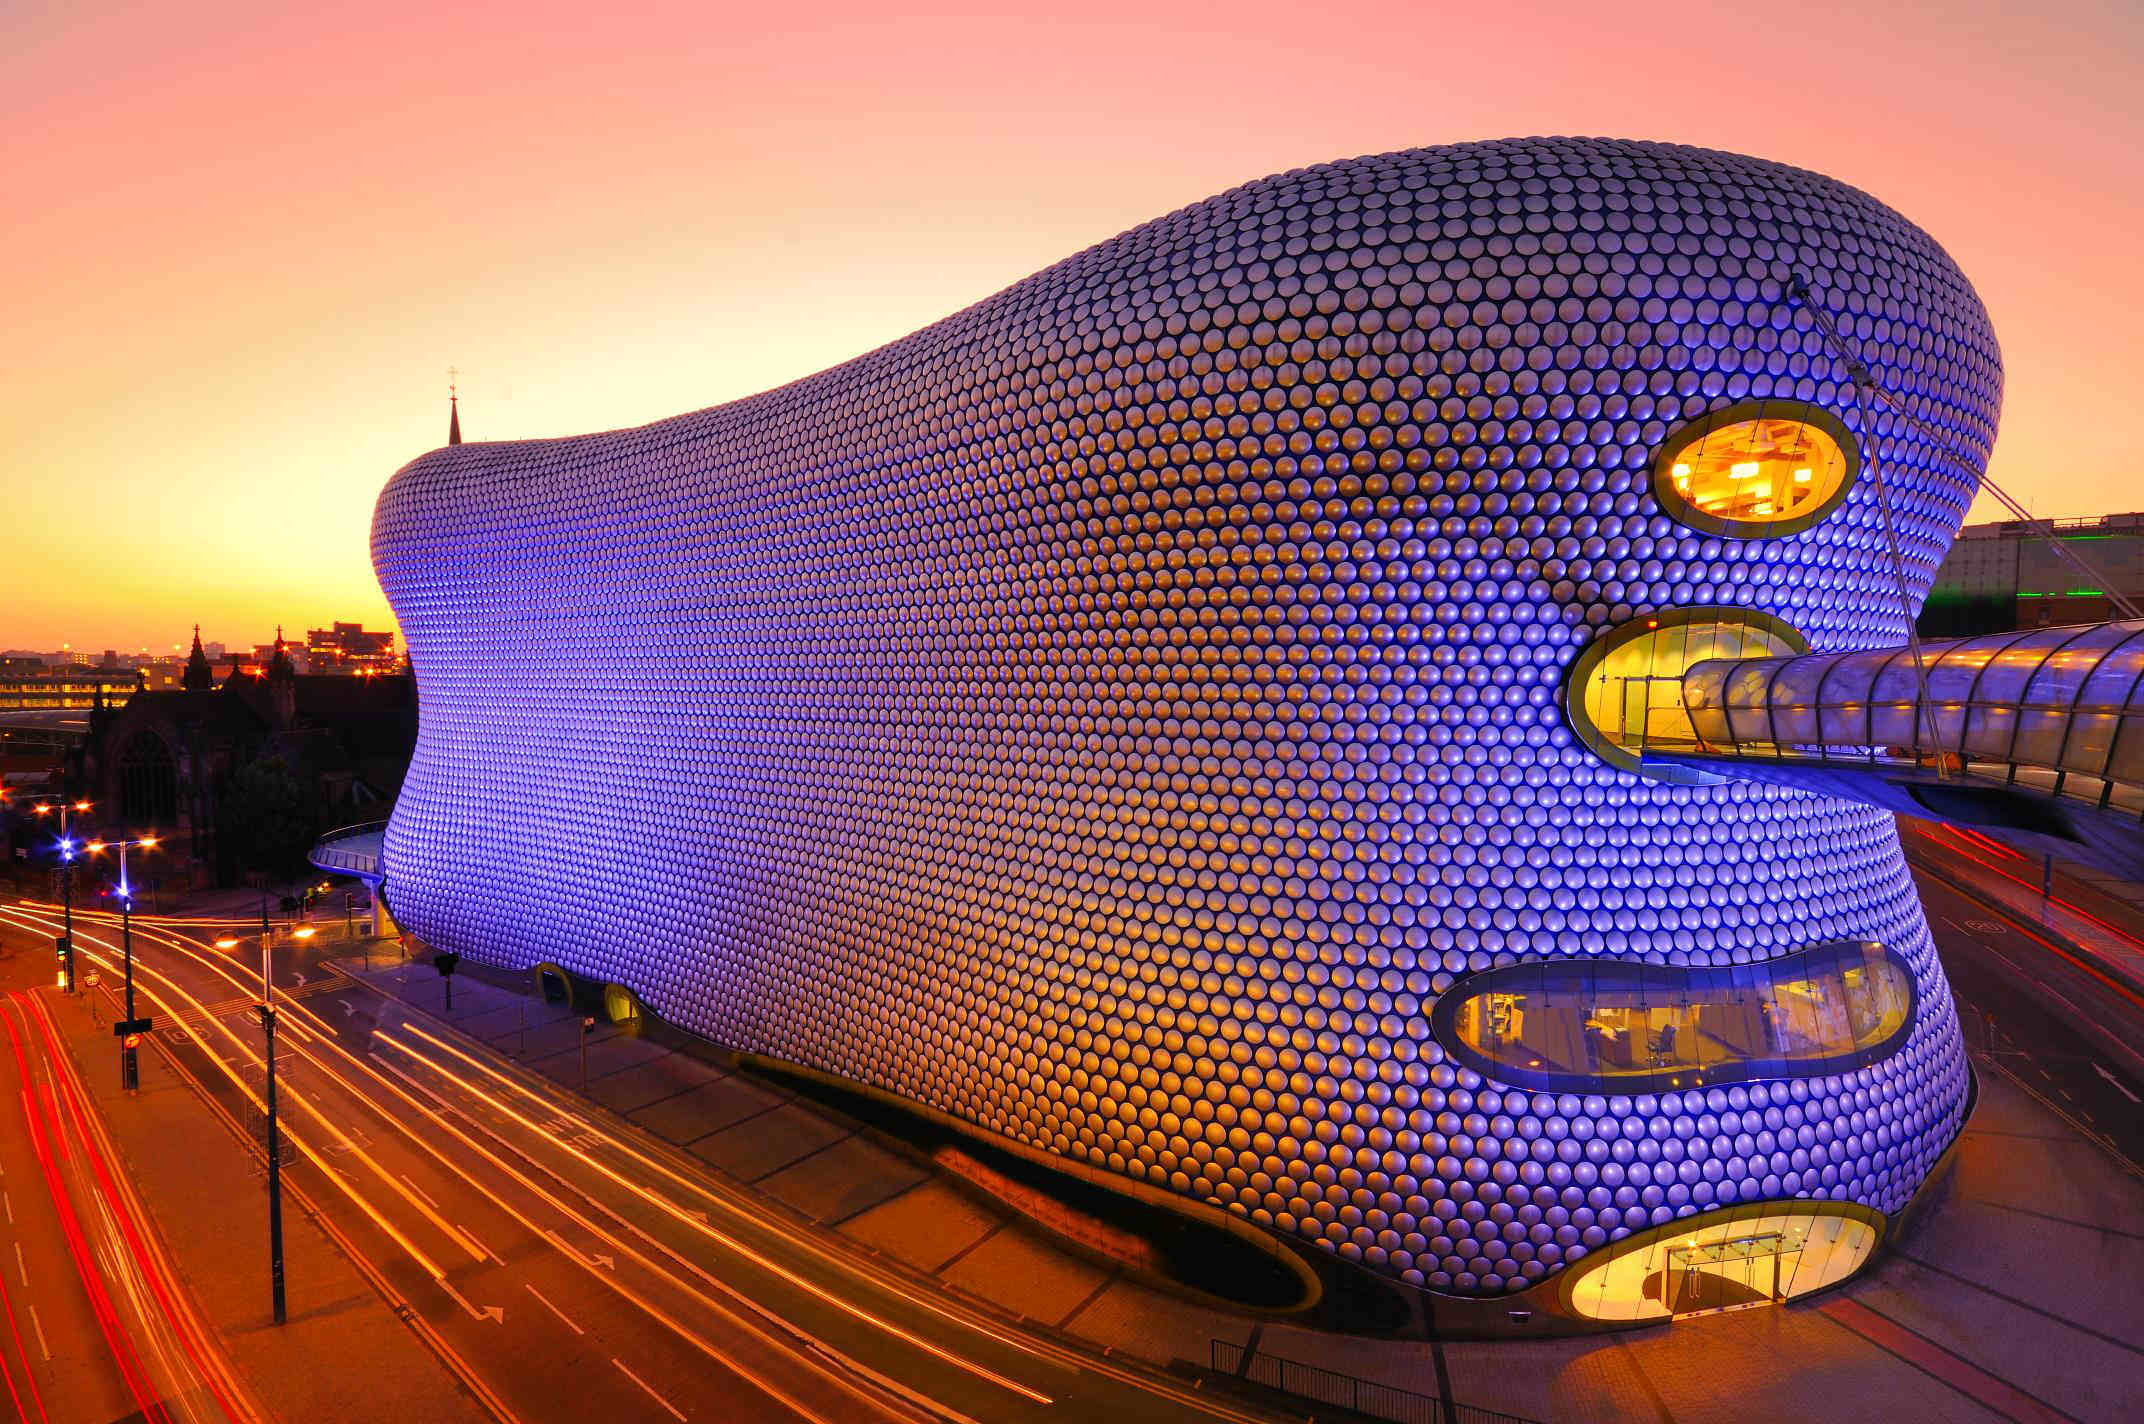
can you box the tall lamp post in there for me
[217,922,310,1326]
[86,835,158,1089]
[22,797,92,991]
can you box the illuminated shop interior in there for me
[1434,940,1917,1092]
[1559,1203,1884,1322]
[1656,408,1857,534]
[1567,612,1806,774]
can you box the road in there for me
[0,938,263,1423]
[0,902,1288,1424]
[1901,822,2144,1175]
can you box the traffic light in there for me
[432,951,462,1011]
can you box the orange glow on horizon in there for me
[7,2,2141,649]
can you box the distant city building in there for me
[62,628,415,889]
[1921,511,2144,636]
[0,667,141,711]
[305,621,398,674]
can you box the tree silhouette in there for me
[217,756,319,887]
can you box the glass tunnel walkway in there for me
[1581,618,2144,872]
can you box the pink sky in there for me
[5,1,2140,649]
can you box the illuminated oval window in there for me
[1563,608,1808,784]
[1558,1201,1886,1322]
[1653,400,1858,537]
[1427,939,1917,1094]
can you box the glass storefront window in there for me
[1559,1202,1884,1322]
[1653,401,1859,537]
[1563,608,1808,783]
[1430,940,1915,1093]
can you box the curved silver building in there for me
[372,137,2002,1327]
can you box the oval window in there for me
[1654,400,1858,537]
[1428,939,1917,1094]
[1558,1201,1886,1322]
[1563,608,1808,784]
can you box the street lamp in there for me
[85,834,157,1089]
[221,925,289,1325]
[21,797,92,991]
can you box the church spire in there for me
[266,626,297,728]
[182,623,214,692]
[448,366,462,446]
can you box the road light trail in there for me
[355,1045,913,1424]
[0,908,932,1424]
[357,982,1280,1424]
[373,1027,1058,1407]
[22,993,259,1424]
[5,906,1286,1423]
[144,921,944,1423]
[0,911,457,1285]
[50,907,967,1420]
[0,1008,168,1424]
[0,1226,44,1424]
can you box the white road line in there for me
[612,1357,686,1421]
[399,1173,439,1210]
[2096,1063,2142,1103]
[26,1305,47,1361]
[524,1283,584,1335]
[13,1242,25,1289]
[458,1220,501,1265]
[3,1191,10,1223]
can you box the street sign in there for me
[433,952,461,976]
[113,1017,153,1037]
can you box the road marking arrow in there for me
[2094,1063,2141,1103]
[437,1278,504,1324]
[545,1228,615,1271]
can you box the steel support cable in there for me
[1922,451,2144,621]
[1849,377,1946,772]
[1788,273,2142,623]
[1781,274,1942,765]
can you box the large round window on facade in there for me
[1653,401,1858,537]
[1563,608,1808,783]
[1429,939,1916,1094]
[1557,1202,1885,1322]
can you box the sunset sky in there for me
[5,1,2140,651]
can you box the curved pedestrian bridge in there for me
[309,820,385,883]
[1635,619,2144,871]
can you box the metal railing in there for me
[308,819,387,878]
[1209,1339,1545,1424]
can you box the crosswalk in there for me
[157,977,346,1033]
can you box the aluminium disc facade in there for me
[372,137,2002,1307]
